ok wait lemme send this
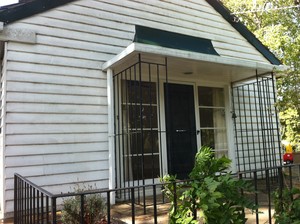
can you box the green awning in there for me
[134,25,219,56]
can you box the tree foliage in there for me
[221,0,300,149]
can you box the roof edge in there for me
[0,0,76,25]
[102,42,282,72]
[205,0,281,65]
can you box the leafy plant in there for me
[273,187,300,224]
[161,146,257,224]
[61,185,106,224]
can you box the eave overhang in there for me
[102,43,287,82]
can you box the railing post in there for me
[33,189,36,223]
[173,181,177,214]
[14,174,18,224]
[143,186,146,215]
[238,173,245,218]
[37,191,40,222]
[29,186,33,224]
[41,192,44,222]
[131,187,135,224]
[193,197,197,221]
[266,169,272,224]
[51,197,57,224]
[288,165,293,189]
[278,167,284,213]
[21,180,24,223]
[107,191,111,224]
[253,171,259,224]
[153,185,157,224]
[26,183,29,224]
[46,196,49,223]
[80,194,85,224]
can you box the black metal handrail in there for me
[238,163,300,224]
[14,173,179,224]
[14,173,54,223]
[14,164,300,223]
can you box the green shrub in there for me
[61,185,106,224]
[273,187,300,224]
[161,146,257,224]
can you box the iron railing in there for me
[14,164,300,223]
[238,164,300,224]
[14,173,170,224]
[14,173,54,223]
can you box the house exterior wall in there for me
[0,0,274,217]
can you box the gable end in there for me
[0,0,282,66]
[206,0,281,65]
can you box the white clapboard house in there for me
[0,0,285,218]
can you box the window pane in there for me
[126,155,160,180]
[199,108,226,128]
[214,150,227,159]
[126,81,157,104]
[199,108,213,127]
[128,130,159,154]
[126,105,158,129]
[201,129,215,148]
[198,86,224,107]
[200,129,228,150]
[214,129,228,150]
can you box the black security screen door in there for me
[165,83,197,179]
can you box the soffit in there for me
[102,43,286,83]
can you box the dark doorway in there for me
[165,83,197,179]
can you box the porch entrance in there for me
[111,55,231,190]
[164,83,197,179]
[109,51,281,192]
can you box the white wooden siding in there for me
[2,0,274,216]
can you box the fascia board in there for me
[102,43,286,72]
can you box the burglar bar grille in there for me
[113,55,168,200]
[232,72,281,175]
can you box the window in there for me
[198,87,228,158]
[122,81,160,181]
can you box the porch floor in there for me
[110,201,274,224]
[0,207,274,224]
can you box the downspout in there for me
[0,41,7,219]
[107,68,115,204]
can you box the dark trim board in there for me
[0,0,76,24]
